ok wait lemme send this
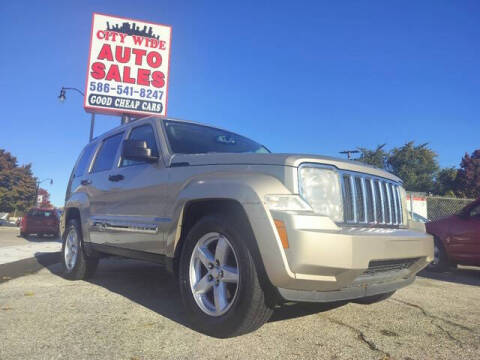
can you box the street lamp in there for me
[33,178,53,208]
[58,87,95,142]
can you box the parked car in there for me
[61,117,433,337]
[0,212,9,226]
[20,208,60,237]
[426,199,480,271]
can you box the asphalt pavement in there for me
[0,227,61,285]
[1,255,479,360]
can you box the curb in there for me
[0,252,61,283]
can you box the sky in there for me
[0,1,479,206]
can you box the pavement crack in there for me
[391,298,473,332]
[326,317,390,358]
[433,323,464,347]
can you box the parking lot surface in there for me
[0,227,60,265]
[1,256,479,360]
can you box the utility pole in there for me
[339,150,360,160]
[33,178,53,208]
[58,87,96,142]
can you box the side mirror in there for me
[122,140,158,163]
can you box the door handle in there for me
[81,179,92,186]
[108,174,124,182]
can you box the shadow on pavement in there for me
[42,257,347,329]
[270,301,347,322]
[17,233,61,243]
[418,266,480,286]
[1,252,60,283]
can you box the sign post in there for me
[84,13,172,118]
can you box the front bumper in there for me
[245,205,434,301]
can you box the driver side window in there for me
[121,124,159,167]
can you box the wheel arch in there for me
[171,198,279,303]
[62,192,90,241]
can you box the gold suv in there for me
[61,117,433,337]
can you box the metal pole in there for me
[410,193,414,218]
[89,113,95,142]
[33,182,39,207]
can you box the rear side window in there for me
[121,124,159,167]
[92,133,123,173]
[74,142,97,178]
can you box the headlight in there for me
[298,165,344,222]
[264,194,312,212]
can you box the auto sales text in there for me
[90,30,167,88]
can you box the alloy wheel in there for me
[64,228,79,271]
[189,232,240,317]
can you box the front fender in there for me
[63,192,91,242]
[164,172,296,287]
[166,172,290,255]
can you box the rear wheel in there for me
[428,238,449,272]
[179,214,273,338]
[62,219,99,280]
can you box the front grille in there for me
[363,258,420,275]
[341,173,404,226]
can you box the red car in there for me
[20,208,59,238]
[426,198,480,271]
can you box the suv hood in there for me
[169,153,401,182]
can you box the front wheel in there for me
[179,214,273,337]
[62,219,99,280]
[427,238,449,272]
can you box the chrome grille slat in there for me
[377,180,385,224]
[341,173,404,227]
[361,178,368,223]
[350,176,357,223]
[392,183,399,225]
[370,179,377,223]
[396,186,403,225]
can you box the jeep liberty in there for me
[61,117,433,337]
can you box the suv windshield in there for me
[164,120,269,154]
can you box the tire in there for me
[178,214,274,338]
[20,231,27,237]
[353,291,395,305]
[61,219,99,280]
[427,237,449,272]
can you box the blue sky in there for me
[0,1,478,206]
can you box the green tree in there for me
[455,149,480,198]
[434,167,458,196]
[0,149,36,213]
[387,142,439,192]
[357,144,388,169]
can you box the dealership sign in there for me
[84,13,171,117]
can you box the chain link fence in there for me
[406,192,476,221]
[426,196,475,221]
